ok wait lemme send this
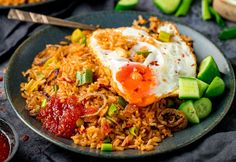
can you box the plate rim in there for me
[4,10,236,159]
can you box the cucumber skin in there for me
[179,100,200,124]
[153,0,181,14]
[115,0,138,11]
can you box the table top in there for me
[0,0,236,162]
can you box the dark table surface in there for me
[0,0,236,162]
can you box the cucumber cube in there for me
[179,100,200,124]
[197,56,220,84]
[205,76,225,97]
[179,77,200,99]
[197,79,209,97]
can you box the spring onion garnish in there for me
[53,84,59,92]
[136,51,151,57]
[219,27,236,40]
[37,73,45,80]
[76,119,84,127]
[41,98,47,108]
[129,126,138,136]
[202,0,211,20]
[175,0,193,17]
[108,104,118,116]
[71,29,86,44]
[118,96,128,108]
[101,143,112,152]
[76,69,93,86]
[158,31,171,42]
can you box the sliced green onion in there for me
[108,104,118,116]
[129,126,138,136]
[106,116,118,125]
[175,0,193,17]
[71,29,86,44]
[158,31,171,42]
[101,143,112,152]
[37,73,45,80]
[136,51,151,57]
[53,84,59,92]
[76,69,93,86]
[103,137,111,143]
[209,7,225,28]
[219,27,236,40]
[118,96,128,108]
[41,98,47,108]
[76,119,84,127]
[202,0,211,20]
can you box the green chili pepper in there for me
[219,27,236,40]
[209,7,225,28]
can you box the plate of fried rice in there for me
[5,11,235,158]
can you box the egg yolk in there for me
[116,64,156,106]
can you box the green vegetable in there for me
[179,77,200,99]
[197,79,209,97]
[115,0,139,11]
[103,138,111,143]
[41,98,47,108]
[219,27,236,40]
[53,84,59,92]
[101,143,112,152]
[129,126,138,136]
[108,104,118,116]
[158,31,171,42]
[197,56,220,84]
[71,29,86,44]
[76,69,93,86]
[194,98,212,119]
[118,96,128,108]
[202,0,211,20]
[153,0,181,14]
[179,100,200,124]
[166,98,175,107]
[205,76,225,97]
[209,7,225,28]
[76,119,84,127]
[37,73,45,80]
[136,51,151,57]
[175,0,193,17]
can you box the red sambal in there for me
[37,96,97,138]
[0,131,10,162]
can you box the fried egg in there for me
[88,23,196,107]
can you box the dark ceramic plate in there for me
[0,0,56,10]
[5,11,235,158]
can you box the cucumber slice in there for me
[153,0,181,14]
[197,79,209,97]
[205,76,225,97]
[197,56,220,84]
[193,98,212,119]
[179,100,200,124]
[115,0,139,11]
[179,77,200,99]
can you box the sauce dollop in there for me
[0,131,10,162]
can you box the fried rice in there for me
[20,16,189,151]
[0,0,44,6]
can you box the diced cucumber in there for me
[197,79,209,97]
[197,56,220,84]
[205,76,225,97]
[193,98,212,119]
[153,0,181,14]
[115,0,139,11]
[179,100,200,124]
[179,77,200,99]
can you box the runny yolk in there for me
[116,64,156,106]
